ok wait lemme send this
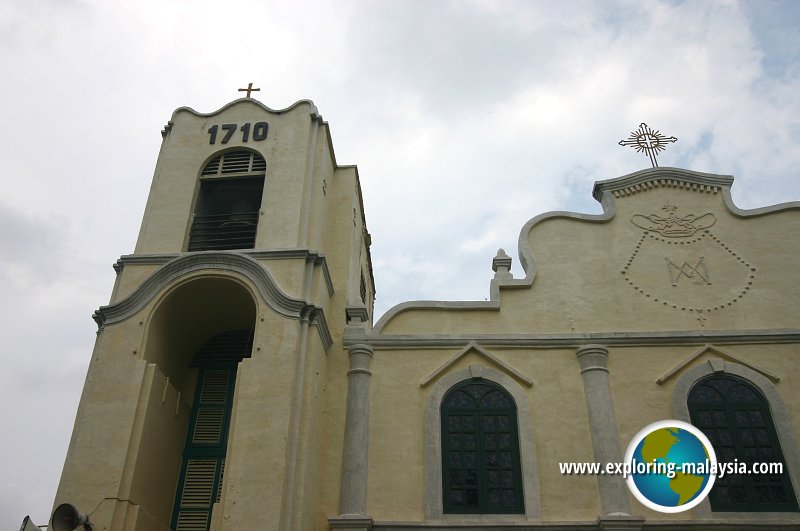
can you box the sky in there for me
[2,0,800,527]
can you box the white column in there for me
[576,345,632,516]
[331,344,374,530]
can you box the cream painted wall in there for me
[363,170,800,526]
[53,99,375,531]
[55,97,799,531]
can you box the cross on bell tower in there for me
[238,82,261,98]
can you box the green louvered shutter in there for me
[172,365,237,530]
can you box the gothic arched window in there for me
[441,380,524,514]
[188,150,266,251]
[688,375,798,512]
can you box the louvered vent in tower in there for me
[201,151,266,176]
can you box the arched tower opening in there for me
[132,276,257,531]
[144,276,257,390]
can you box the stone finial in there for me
[492,249,513,279]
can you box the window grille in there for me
[441,380,524,514]
[689,375,798,511]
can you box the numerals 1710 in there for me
[208,122,269,144]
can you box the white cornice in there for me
[94,251,332,350]
[592,167,734,201]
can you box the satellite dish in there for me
[51,503,92,531]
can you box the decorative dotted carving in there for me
[621,228,756,315]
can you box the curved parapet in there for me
[591,166,800,217]
[372,299,501,334]
[172,98,320,121]
[373,167,800,338]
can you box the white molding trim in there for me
[419,342,534,389]
[657,344,780,385]
[94,251,332,349]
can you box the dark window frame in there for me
[441,379,525,514]
[689,374,798,512]
[188,150,265,252]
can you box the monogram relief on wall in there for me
[622,203,756,321]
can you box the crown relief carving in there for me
[630,202,716,238]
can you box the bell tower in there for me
[51,96,375,531]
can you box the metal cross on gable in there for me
[619,123,677,168]
[238,82,261,98]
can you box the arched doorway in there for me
[143,276,257,530]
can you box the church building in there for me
[51,97,800,530]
